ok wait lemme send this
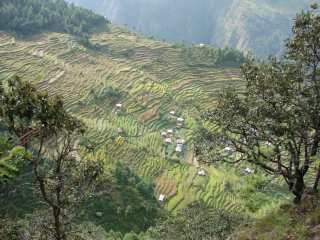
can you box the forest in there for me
[0,0,107,37]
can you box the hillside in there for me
[0,22,290,236]
[67,0,312,58]
[0,0,107,37]
[232,193,320,239]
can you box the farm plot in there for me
[0,27,248,212]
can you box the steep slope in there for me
[0,25,243,213]
[0,23,290,235]
[214,0,312,57]
[67,0,311,58]
[233,193,320,240]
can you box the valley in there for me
[1,1,320,239]
[68,0,312,58]
[0,24,287,234]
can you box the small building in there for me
[159,194,166,202]
[177,117,184,123]
[243,167,254,175]
[176,139,185,145]
[95,212,103,217]
[165,137,172,144]
[224,146,234,153]
[117,128,124,134]
[167,129,174,135]
[199,43,205,47]
[198,169,206,176]
[176,144,183,152]
[177,122,183,128]
[169,111,176,116]
[116,103,122,108]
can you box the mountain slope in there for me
[67,0,311,58]
[0,24,243,213]
[0,21,290,235]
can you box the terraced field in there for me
[0,25,267,213]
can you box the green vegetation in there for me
[201,3,320,204]
[0,142,29,179]
[0,23,261,238]
[2,1,320,239]
[0,76,163,239]
[0,0,107,37]
[181,45,245,67]
[0,20,287,240]
[144,202,246,240]
[233,193,320,240]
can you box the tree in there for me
[30,99,84,240]
[0,76,102,239]
[199,4,320,204]
[0,0,108,38]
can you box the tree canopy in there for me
[198,4,320,203]
[0,0,107,37]
[0,76,100,240]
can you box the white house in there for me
[244,167,254,175]
[176,139,185,145]
[176,144,183,152]
[177,122,183,128]
[116,103,122,108]
[159,194,166,202]
[198,169,206,176]
[224,146,235,154]
[177,117,184,122]
[165,137,172,144]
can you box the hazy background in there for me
[67,0,312,58]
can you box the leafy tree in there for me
[199,4,320,204]
[0,76,102,239]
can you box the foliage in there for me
[232,193,320,240]
[0,137,17,179]
[201,4,320,203]
[182,45,245,67]
[0,1,302,237]
[77,161,164,234]
[144,201,245,240]
[88,87,123,105]
[0,0,107,37]
[0,76,105,240]
[0,145,30,179]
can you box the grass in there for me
[233,193,320,240]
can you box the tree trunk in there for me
[292,170,305,204]
[53,207,65,240]
[313,167,320,192]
